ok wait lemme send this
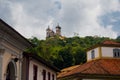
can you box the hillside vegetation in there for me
[26,36,120,69]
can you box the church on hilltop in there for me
[46,24,61,38]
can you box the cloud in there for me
[0,0,55,39]
[9,2,44,38]
[0,0,63,39]
[59,0,120,38]
[0,0,120,39]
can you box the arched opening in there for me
[6,61,16,80]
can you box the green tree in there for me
[57,46,74,69]
[26,36,114,69]
[116,36,120,42]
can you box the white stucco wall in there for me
[101,47,120,57]
[2,51,11,80]
[29,60,57,80]
[87,47,99,61]
[87,46,120,61]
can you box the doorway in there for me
[6,61,16,80]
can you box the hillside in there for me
[26,36,120,69]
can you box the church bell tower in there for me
[56,24,61,36]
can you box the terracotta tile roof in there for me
[61,65,80,72]
[57,65,80,78]
[102,40,120,45]
[57,59,120,79]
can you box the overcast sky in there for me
[0,0,120,39]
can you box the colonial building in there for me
[57,40,120,80]
[0,19,32,80]
[0,19,59,80]
[22,53,59,80]
[46,25,61,38]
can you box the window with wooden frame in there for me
[48,72,51,80]
[113,49,120,57]
[91,50,95,59]
[33,65,38,80]
[52,74,54,80]
[43,70,46,80]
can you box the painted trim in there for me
[86,52,88,62]
[101,57,120,59]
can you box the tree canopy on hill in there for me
[26,36,119,69]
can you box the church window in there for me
[113,49,120,57]
[91,50,95,59]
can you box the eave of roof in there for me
[86,40,120,51]
[23,52,60,72]
[57,65,80,78]
[0,19,33,47]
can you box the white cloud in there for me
[3,1,54,39]
[100,0,120,14]
[9,2,43,38]
[1,0,120,39]
[4,0,63,39]
[59,0,119,38]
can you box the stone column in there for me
[0,49,5,80]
